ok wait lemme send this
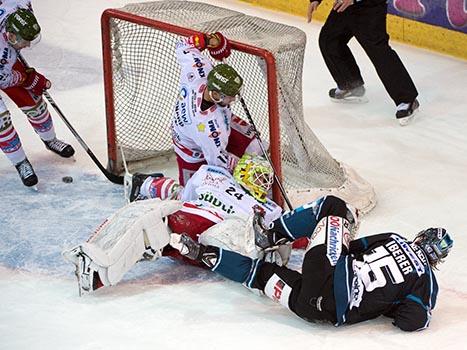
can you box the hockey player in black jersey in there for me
[170,196,453,331]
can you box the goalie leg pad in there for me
[63,199,182,290]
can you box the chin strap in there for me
[208,89,223,104]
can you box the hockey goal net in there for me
[101,1,376,212]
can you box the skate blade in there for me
[29,185,39,192]
[398,108,419,127]
[330,96,369,104]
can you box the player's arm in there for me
[175,32,231,80]
[197,118,239,171]
[386,268,438,331]
[388,296,433,331]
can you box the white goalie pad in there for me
[199,215,258,258]
[198,214,291,265]
[63,199,182,287]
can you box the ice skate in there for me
[62,246,103,296]
[124,172,164,202]
[396,99,419,126]
[15,158,38,189]
[329,85,368,103]
[170,233,202,260]
[43,138,75,158]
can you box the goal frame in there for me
[101,9,284,205]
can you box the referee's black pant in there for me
[319,3,418,105]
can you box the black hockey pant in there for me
[208,196,349,323]
[318,4,418,105]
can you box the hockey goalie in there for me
[63,154,294,296]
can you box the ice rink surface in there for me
[1,0,466,349]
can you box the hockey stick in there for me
[239,96,293,210]
[18,54,124,185]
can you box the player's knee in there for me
[318,195,348,220]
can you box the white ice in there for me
[1,0,466,349]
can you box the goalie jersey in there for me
[334,233,438,331]
[181,164,282,225]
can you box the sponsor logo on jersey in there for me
[272,279,286,301]
[0,48,9,70]
[349,269,365,309]
[206,166,228,176]
[412,243,428,265]
[202,173,227,188]
[171,125,181,142]
[174,101,191,126]
[190,91,197,115]
[192,57,206,78]
[208,120,221,147]
[187,72,195,81]
[198,191,235,214]
[264,274,292,310]
[179,87,188,100]
[223,112,230,130]
[326,216,343,266]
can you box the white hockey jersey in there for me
[181,164,283,225]
[0,1,32,94]
[171,36,236,169]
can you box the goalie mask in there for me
[233,154,274,203]
[207,64,243,101]
[6,9,41,49]
[414,227,453,268]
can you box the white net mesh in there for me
[103,1,376,212]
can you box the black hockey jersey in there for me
[333,233,438,331]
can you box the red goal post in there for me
[100,1,376,213]
[101,8,284,204]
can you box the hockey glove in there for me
[22,68,51,95]
[189,33,207,51]
[207,32,231,60]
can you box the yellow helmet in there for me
[233,154,274,203]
